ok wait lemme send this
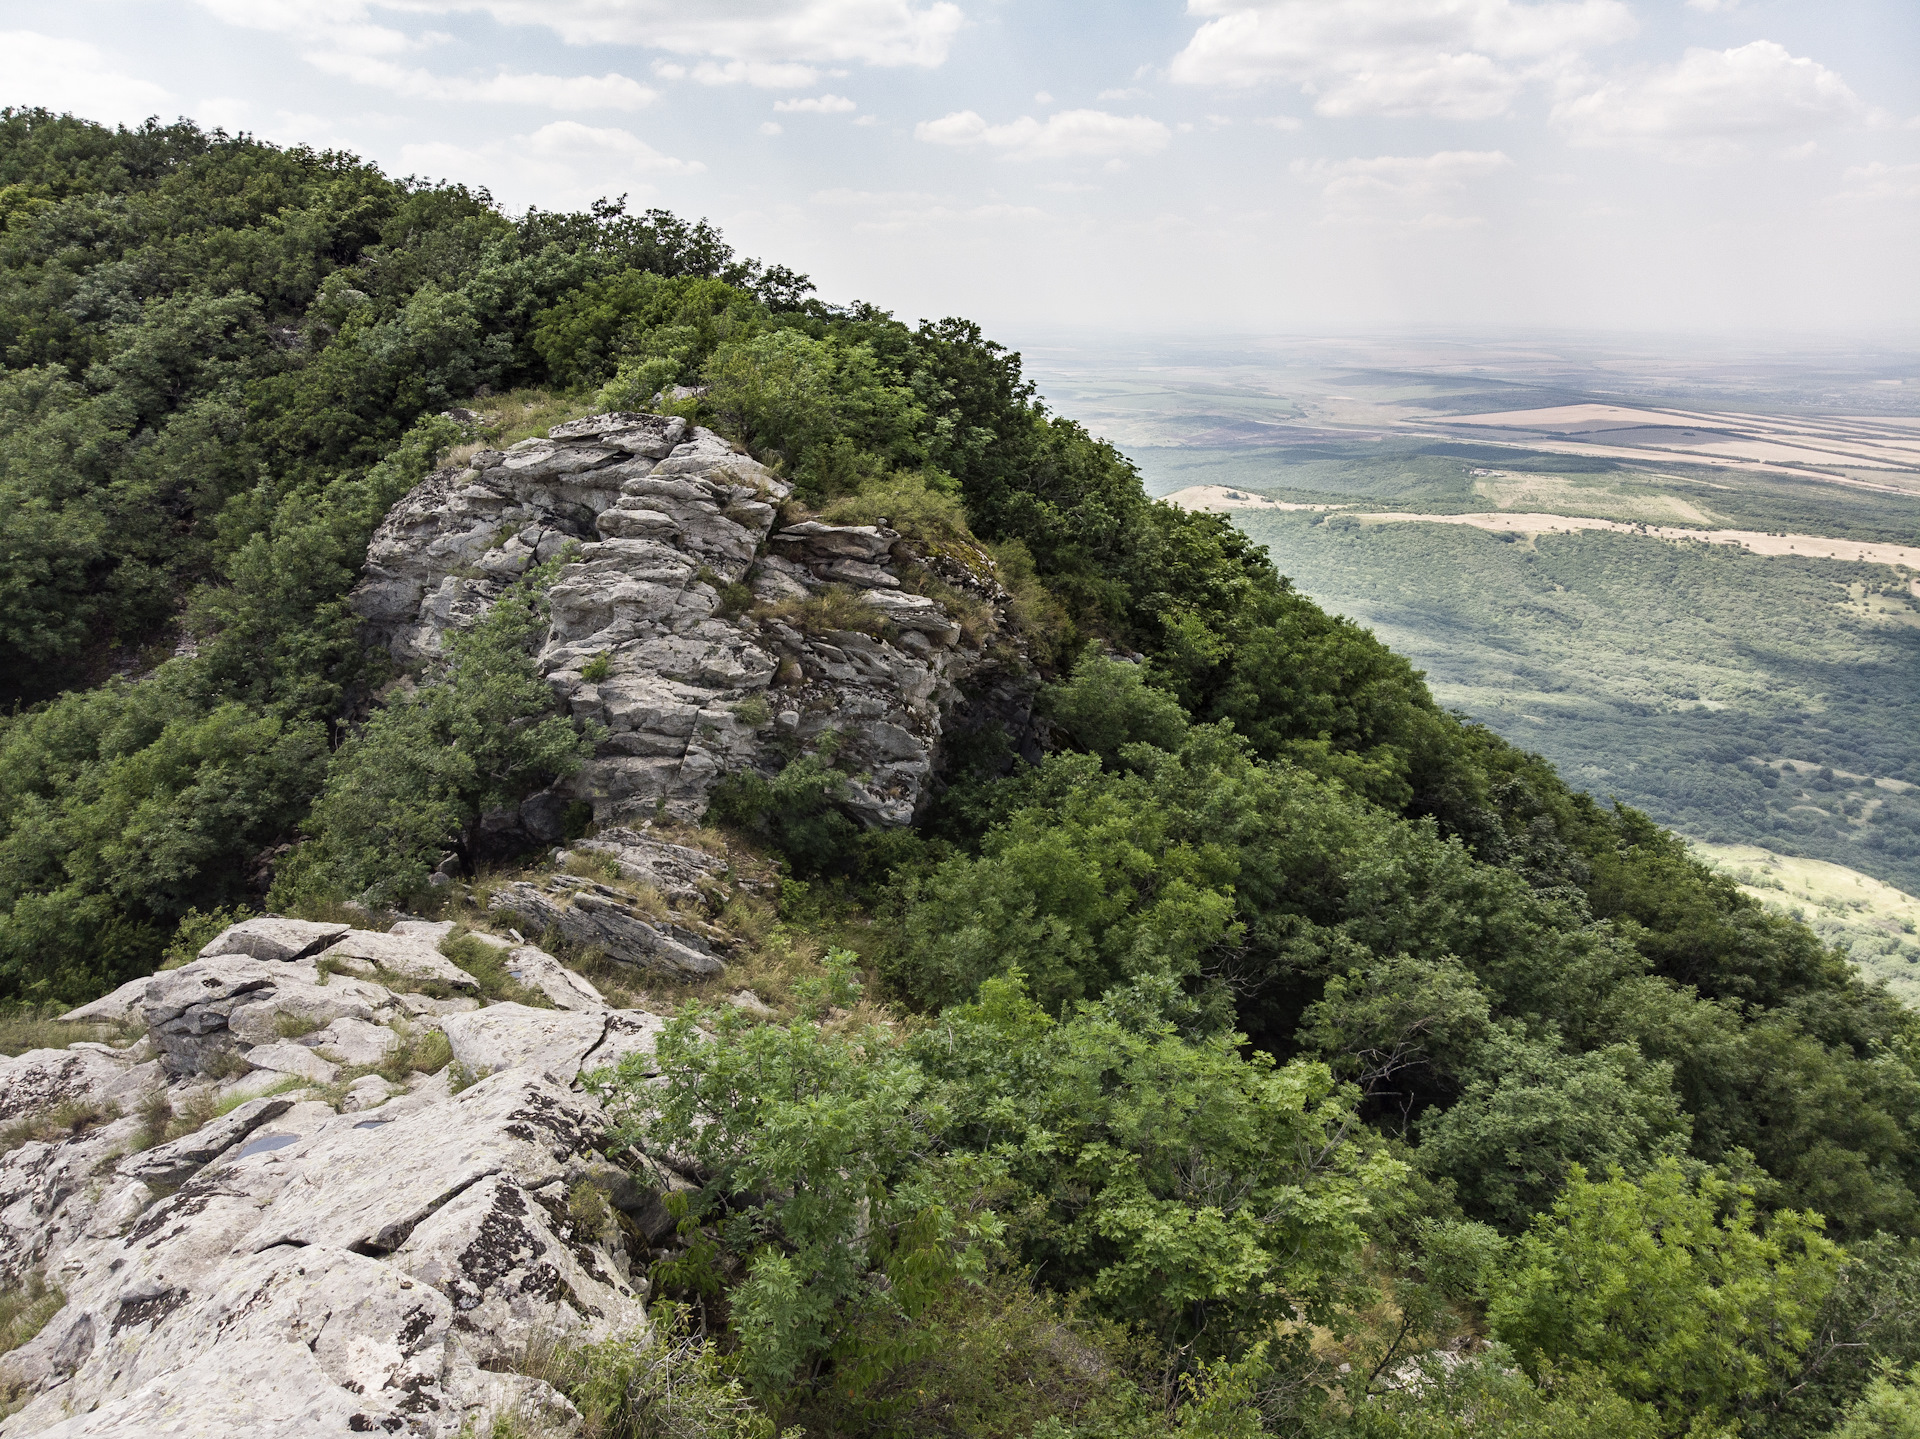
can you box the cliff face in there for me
[351,412,1021,835]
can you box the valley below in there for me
[1025,332,1920,998]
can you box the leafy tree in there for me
[272,562,597,905]
[1489,1158,1845,1433]
[1416,1038,1691,1232]
[1044,655,1189,764]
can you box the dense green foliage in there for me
[7,110,1920,1436]
[1211,475,1920,909]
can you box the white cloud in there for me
[1170,0,1636,119]
[0,31,174,124]
[401,119,700,207]
[915,108,1172,161]
[197,0,961,92]
[1685,0,1741,11]
[197,1,658,108]
[1292,148,1512,225]
[810,186,1050,232]
[392,0,963,71]
[1835,161,1920,202]
[1034,90,1053,104]
[1553,41,1866,159]
[309,54,656,108]
[773,93,858,113]
[657,58,825,88]
[1256,115,1304,130]
[195,0,411,56]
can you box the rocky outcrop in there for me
[1,917,698,1436]
[487,878,724,980]
[350,411,1014,832]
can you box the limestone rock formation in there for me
[0,916,701,1436]
[350,411,1014,832]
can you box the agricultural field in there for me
[1025,332,1920,972]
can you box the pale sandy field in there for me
[1692,841,1920,1003]
[1430,402,1920,475]
[1164,488,1920,570]
[1159,485,1345,514]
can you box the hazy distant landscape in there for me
[1025,333,1920,993]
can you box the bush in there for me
[1489,1158,1844,1432]
[708,746,861,877]
[273,565,599,907]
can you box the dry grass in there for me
[1,1270,65,1415]
[442,389,595,470]
[0,1008,131,1058]
[0,1097,121,1156]
[441,931,555,1009]
[752,585,893,641]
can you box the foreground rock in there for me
[351,411,1019,832]
[2,918,689,1436]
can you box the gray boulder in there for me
[488,879,723,979]
[350,412,1017,832]
[198,916,350,963]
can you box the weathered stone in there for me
[437,1005,608,1083]
[309,1016,401,1067]
[560,827,727,903]
[243,1041,339,1085]
[198,917,349,963]
[488,881,723,979]
[0,1047,155,1124]
[116,1097,294,1187]
[771,520,893,562]
[392,1172,646,1361]
[316,930,479,992]
[56,976,154,1027]
[349,413,1011,833]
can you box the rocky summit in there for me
[352,413,1021,835]
[0,915,690,1436]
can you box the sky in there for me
[2,1,1916,339]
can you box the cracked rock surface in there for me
[0,917,693,1437]
[351,411,1014,831]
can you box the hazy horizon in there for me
[1,0,1914,337]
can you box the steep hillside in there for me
[2,110,1919,1439]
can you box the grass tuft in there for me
[0,1097,120,1157]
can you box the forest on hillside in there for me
[3,109,1920,1438]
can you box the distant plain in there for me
[1023,333,1920,995]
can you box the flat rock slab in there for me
[198,917,349,964]
[309,1016,401,1068]
[438,1004,609,1083]
[488,882,722,980]
[394,1172,646,1363]
[502,944,606,1012]
[116,1097,294,1188]
[316,931,478,992]
[243,1041,338,1085]
[6,1245,459,1438]
[0,1047,158,1124]
[57,975,155,1026]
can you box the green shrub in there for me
[1489,1158,1844,1433]
[581,651,612,683]
[440,932,553,1008]
[752,584,892,641]
[161,905,257,970]
[708,747,860,877]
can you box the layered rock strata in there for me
[350,412,1009,832]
